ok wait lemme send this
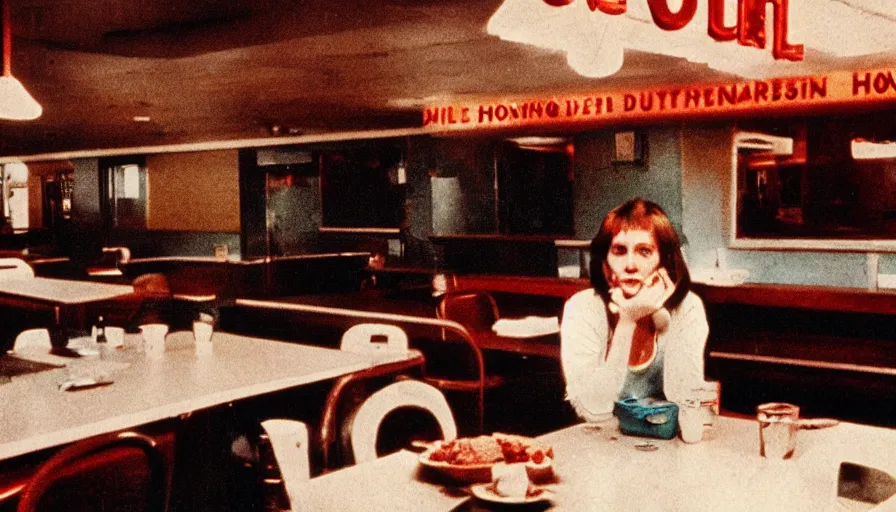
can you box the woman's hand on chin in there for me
[609,269,672,322]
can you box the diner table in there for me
[280,291,561,359]
[307,416,896,511]
[0,331,421,462]
[0,277,135,351]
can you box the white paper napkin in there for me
[492,316,560,338]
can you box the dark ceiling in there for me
[1,0,895,158]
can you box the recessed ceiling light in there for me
[133,116,151,122]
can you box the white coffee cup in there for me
[193,321,214,357]
[140,324,169,360]
[678,400,704,444]
[492,463,529,498]
[105,326,125,348]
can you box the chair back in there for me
[0,258,34,280]
[437,292,499,333]
[12,329,51,353]
[340,323,409,354]
[16,431,168,512]
[130,273,174,327]
[259,419,310,512]
[349,379,457,464]
[133,273,173,299]
[103,246,131,265]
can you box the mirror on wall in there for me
[734,112,896,245]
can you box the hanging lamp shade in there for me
[1,0,41,120]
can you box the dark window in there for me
[496,140,574,236]
[100,156,147,230]
[736,112,896,240]
[319,141,406,229]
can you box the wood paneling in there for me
[146,150,239,232]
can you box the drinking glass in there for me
[105,326,125,348]
[757,402,799,459]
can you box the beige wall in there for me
[146,150,240,231]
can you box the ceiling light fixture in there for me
[0,0,41,120]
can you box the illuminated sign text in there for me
[541,0,803,61]
[422,68,896,132]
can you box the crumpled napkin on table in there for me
[492,316,560,338]
[58,359,129,391]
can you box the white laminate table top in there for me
[308,450,469,512]
[0,331,419,461]
[0,277,134,304]
[307,417,896,512]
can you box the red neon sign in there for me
[541,0,803,61]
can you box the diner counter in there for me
[310,416,896,511]
[0,331,419,461]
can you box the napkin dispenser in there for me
[614,398,679,440]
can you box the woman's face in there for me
[604,229,661,298]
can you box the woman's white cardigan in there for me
[560,288,709,422]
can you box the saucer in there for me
[470,483,553,505]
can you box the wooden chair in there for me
[319,356,427,471]
[235,299,490,436]
[132,273,173,300]
[259,420,310,512]
[347,379,456,465]
[437,291,544,433]
[130,273,195,330]
[338,320,495,439]
[16,431,169,512]
[436,292,500,335]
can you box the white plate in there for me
[470,483,553,505]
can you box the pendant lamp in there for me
[0,0,41,120]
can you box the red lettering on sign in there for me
[739,0,803,60]
[638,92,653,111]
[589,0,627,15]
[647,0,697,31]
[539,0,802,61]
[707,0,737,41]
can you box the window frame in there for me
[728,131,896,253]
[99,156,148,230]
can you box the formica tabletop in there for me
[309,416,896,511]
[0,277,134,304]
[0,331,418,461]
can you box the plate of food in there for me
[418,433,554,484]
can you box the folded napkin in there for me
[60,359,129,391]
[59,377,114,391]
[492,316,560,338]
